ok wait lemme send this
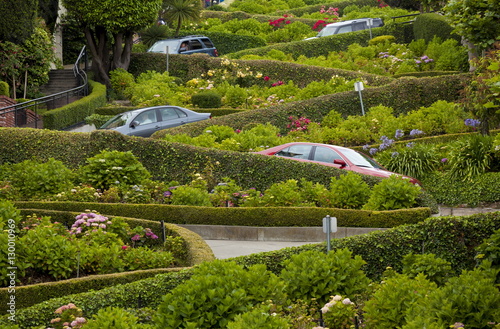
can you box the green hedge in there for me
[128,53,393,87]
[42,80,107,130]
[231,211,500,279]
[202,10,319,28]
[3,211,498,329]
[413,13,460,43]
[0,270,194,328]
[0,128,383,191]
[422,172,500,207]
[156,74,470,137]
[0,209,214,313]
[274,0,379,17]
[225,24,413,60]
[14,202,432,228]
[0,268,183,314]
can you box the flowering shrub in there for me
[287,116,312,133]
[321,295,357,329]
[78,150,151,190]
[48,303,87,329]
[2,158,74,200]
[363,175,422,211]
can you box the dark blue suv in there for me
[148,35,219,57]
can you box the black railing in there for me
[0,46,89,129]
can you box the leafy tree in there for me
[38,0,59,34]
[463,48,500,135]
[162,0,202,37]
[62,0,162,86]
[0,0,37,44]
[444,0,500,64]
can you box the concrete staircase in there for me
[40,69,83,109]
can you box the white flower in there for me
[321,306,330,314]
[333,295,342,301]
[342,298,353,305]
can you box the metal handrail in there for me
[0,46,89,128]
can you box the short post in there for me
[323,215,337,253]
[354,81,365,116]
[367,18,373,39]
[166,46,169,72]
[161,220,166,243]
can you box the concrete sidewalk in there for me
[204,240,321,259]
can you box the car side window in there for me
[189,39,203,50]
[352,21,368,31]
[159,107,181,121]
[336,25,353,34]
[173,108,188,118]
[135,110,158,125]
[200,38,214,48]
[312,146,343,163]
[276,145,312,159]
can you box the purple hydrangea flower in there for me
[464,118,481,128]
[131,234,141,241]
[409,129,424,137]
[394,129,404,139]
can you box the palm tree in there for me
[162,0,202,37]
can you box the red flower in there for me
[286,20,291,24]
[264,76,270,81]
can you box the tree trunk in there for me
[111,31,134,71]
[84,25,112,87]
[462,38,479,72]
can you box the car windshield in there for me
[148,40,181,53]
[340,148,384,169]
[100,112,135,129]
[316,25,338,37]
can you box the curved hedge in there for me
[0,128,381,191]
[156,74,470,137]
[225,24,413,60]
[0,209,214,313]
[14,202,432,228]
[42,80,107,130]
[413,13,460,43]
[2,211,498,329]
[128,53,393,86]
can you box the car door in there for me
[158,107,187,129]
[310,146,344,168]
[129,109,161,137]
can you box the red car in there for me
[254,142,421,185]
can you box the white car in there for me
[306,18,384,40]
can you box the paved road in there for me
[204,240,323,259]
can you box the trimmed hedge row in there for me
[128,53,393,87]
[202,10,319,27]
[231,211,500,279]
[274,0,379,17]
[413,13,460,43]
[0,268,183,314]
[156,74,470,137]
[0,209,214,313]
[14,202,432,228]
[1,270,194,328]
[225,25,414,60]
[0,128,382,191]
[41,80,107,130]
[3,211,498,328]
